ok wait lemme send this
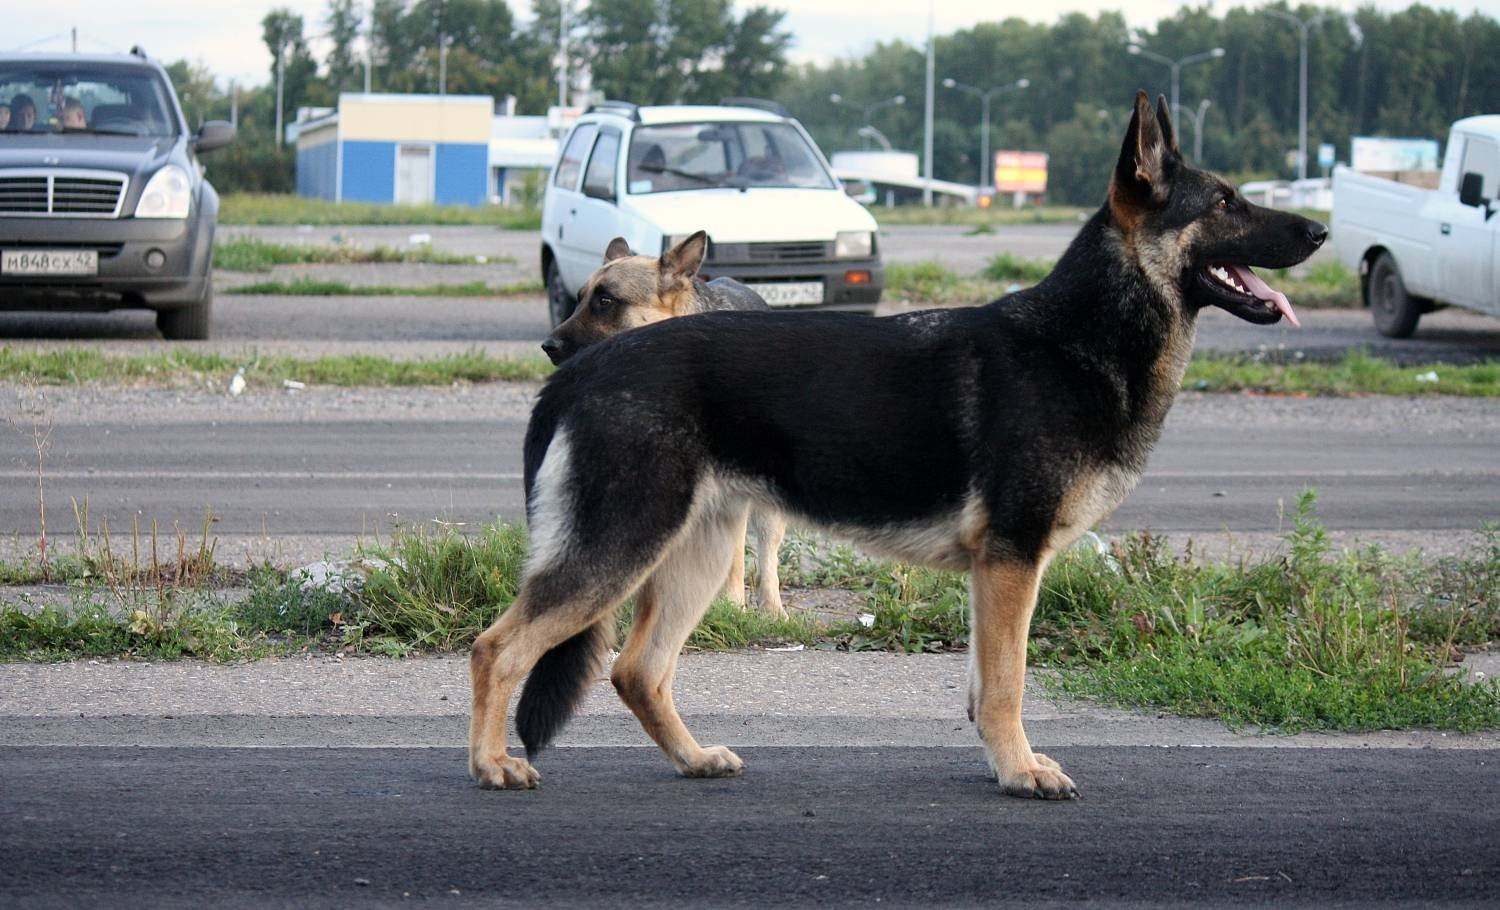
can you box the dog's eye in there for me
[1216,195,1232,209]
[593,295,615,313]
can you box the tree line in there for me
[168,1,1499,205]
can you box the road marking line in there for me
[0,470,524,481]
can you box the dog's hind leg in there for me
[469,557,654,790]
[718,506,750,607]
[750,509,786,617]
[969,556,1078,800]
[614,509,745,778]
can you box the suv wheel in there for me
[546,257,576,328]
[157,279,213,340]
[1367,252,1420,339]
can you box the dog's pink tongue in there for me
[1227,265,1300,327]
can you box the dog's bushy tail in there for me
[516,618,616,760]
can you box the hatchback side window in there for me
[582,130,621,201]
[554,124,598,191]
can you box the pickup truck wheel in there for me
[157,280,213,340]
[546,258,576,328]
[1368,252,1420,339]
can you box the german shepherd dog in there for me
[540,234,789,615]
[470,92,1325,798]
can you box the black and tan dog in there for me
[471,92,1325,799]
[540,234,787,615]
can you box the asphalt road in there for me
[2,394,1494,540]
[2,745,1496,907]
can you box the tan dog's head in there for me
[541,231,709,365]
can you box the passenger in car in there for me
[9,94,36,131]
[60,98,86,129]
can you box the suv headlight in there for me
[134,165,192,218]
[835,230,873,259]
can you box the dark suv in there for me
[0,50,234,338]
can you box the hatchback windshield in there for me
[0,65,178,137]
[626,121,835,194]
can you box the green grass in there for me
[216,237,500,272]
[0,346,555,387]
[220,193,541,228]
[3,498,1496,734]
[3,345,1493,397]
[871,205,1089,226]
[1185,350,1500,397]
[225,278,542,297]
[982,251,1054,284]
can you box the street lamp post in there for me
[942,77,1030,191]
[1173,99,1212,163]
[1126,43,1224,120]
[828,93,905,149]
[1265,9,1331,182]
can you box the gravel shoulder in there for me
[3,650,1495,750]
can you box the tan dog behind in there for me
[540,232,787,615]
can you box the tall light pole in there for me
[943,76,1029,191]
[1126,43,1224,120]
[274,44,285,146]
[1173,99,1212,163]
[557,0,568,107]
[921,0,935,207]
[1265,8,1330,182]
[828,93,905,149]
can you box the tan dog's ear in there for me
[660,230,708,279]
[604,237,633,262]
[1110,90,1172,215]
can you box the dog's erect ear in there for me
[1111,90,1173,213]
[604,237,634,262]
[1154,94,1180,157]
[660,230,708,279]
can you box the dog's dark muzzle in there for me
[541,336,574,365]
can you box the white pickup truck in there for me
[1331,115,1499,337]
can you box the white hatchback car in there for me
[540,99,883,326]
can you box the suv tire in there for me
[546,256,576,328]
[157,280,213,340]
[1367,252,1420,339]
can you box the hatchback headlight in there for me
[835,230,873,259]
[134,165,192,218]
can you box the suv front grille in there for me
[0,170,128,218]
[706,240,832,264]
[747,241,829,262]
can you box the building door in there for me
[395,144,434,205]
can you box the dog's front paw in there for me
[679,745,744,779]
[471,753,541,790]
[999,753,1078,800]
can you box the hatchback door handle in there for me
[1440,223,1452,235]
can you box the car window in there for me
[1459,137,1499,200]
[626,121,835,194]
[582,130,620,200]
[553,124,597,192]
[0,64,177,137]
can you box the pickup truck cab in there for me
[540,99,882,326]
[1331,115,1499,337]
[0,50,234,338]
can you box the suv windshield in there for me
[626,121,835,194]
[0,64,178,138]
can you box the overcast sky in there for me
[8,0,1499,87]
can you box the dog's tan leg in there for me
[719,507,749,606]
[751,510,787,616]
[615,514,744,778]
[969,556,1078,799]
[468,601,595,790]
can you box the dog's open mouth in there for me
[1201,264,1300,327]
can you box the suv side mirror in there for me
[193,120,236,154]
[583,182,615,203]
